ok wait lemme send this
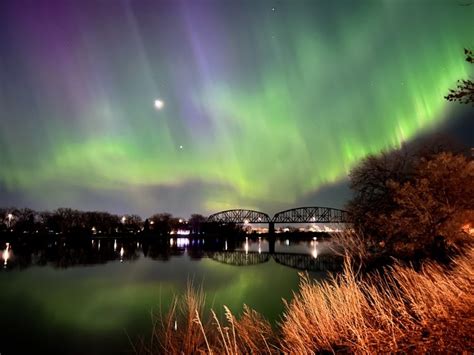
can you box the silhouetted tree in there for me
[347,147,414,239]
[122,214,143,233]
[12,208,38,233]
[445,48,474,105]
[149,213,174,235]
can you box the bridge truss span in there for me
[272,206,350,224]
[207,209,271,224]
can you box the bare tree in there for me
[445,48,474,105]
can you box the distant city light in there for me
[176,238,190,247]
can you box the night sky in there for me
[0,0,473,217]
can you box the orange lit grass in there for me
[136,248,474,354]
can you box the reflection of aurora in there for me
[0,238,322,353]
[0,2,473,215]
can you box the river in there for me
[0,236,339,354]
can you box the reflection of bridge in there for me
[207,207,350,233]
[208,251,341,272]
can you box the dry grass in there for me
[134,283,276,354]
[136,248,474,354]
[280,248,474,353]
[330,231,372,266]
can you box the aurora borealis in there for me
[0,0,472,216]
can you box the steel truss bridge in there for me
[207,207,350,233]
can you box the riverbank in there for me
[136,247,474,353]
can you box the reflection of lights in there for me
[225,240,228,251]
[174,320,178,331]
[245,237,249,255]
[170,238,174,246]
[137,242,140,248]
[120,247,124,262]
[258,237,262,254]
[114,239,117,251]
[98,240,101,250]
[2,243,10,268]
[177,229,190,235]
[312,241,318,259]
[285,239,290,246]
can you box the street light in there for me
[121,216,126,224]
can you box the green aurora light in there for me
[0,0,472,215]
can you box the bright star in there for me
[154,99,164,110]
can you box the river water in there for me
[0,236,338,354]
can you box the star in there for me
[154,99,164,110]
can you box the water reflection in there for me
[2,243,10,268]
[311,237,318,259]
[120,247,124,262]
[0,236,341,272]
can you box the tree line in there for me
[0,208,210,237]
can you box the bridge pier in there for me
[268,235,275,254]
[268,222,275,235]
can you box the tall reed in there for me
[137,248,474,354]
